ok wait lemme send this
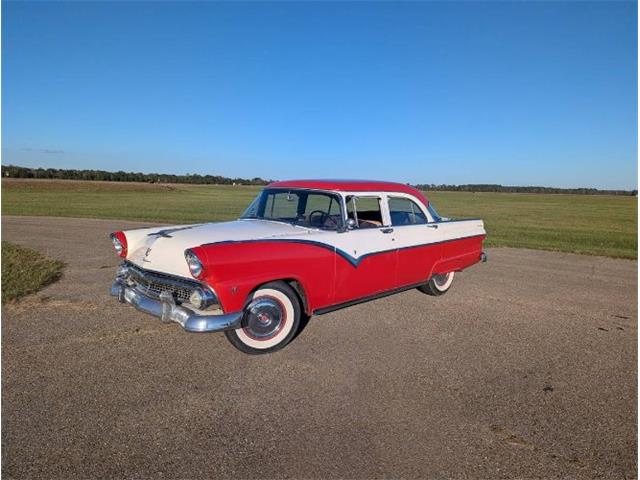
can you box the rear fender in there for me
[431,235,485,276]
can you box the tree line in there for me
[1,165,636,195]
[414,183,637,196]
[1,165,271,186]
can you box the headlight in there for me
[185,249,204,278]
[110,232,127,258]
[112,237,123,254]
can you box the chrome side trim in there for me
[313,281,425,315]
[110,280,242,333]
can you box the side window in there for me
[346,196,383,229]
[388,197,428,226]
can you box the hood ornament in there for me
[147,225,201,239]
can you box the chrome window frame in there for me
[343,193,387,229]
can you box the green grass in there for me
[1,241,65,304]
[2,179,637,259]
[1,179,262,224]
[426,191,637,259]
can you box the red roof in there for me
[267,179,428,206]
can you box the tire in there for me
[418,271,455,296]
[224,281,301,355]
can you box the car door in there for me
[330,194,397,303]
[386,195,443,287]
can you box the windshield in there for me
[241,188,344,231]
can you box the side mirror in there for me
[339,218,357,233]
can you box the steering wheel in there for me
[308,210,327,227]
[308,210,339,229]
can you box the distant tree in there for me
[1,164,633,195]
[412,182,635,196]
[0,164,272,187]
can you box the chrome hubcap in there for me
[244,298,284,339]
[433,273,451,288]
[257,312,271,325]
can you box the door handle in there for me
[427,224,439,229]
[380,227,394,234]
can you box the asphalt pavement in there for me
[1,215,637,479]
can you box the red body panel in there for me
[195,234,485,315]
[432,235,485,275]
[332,251,397,304]
[395,243,444,287]
[195,242,336,314]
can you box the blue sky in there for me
[2,1,637,189]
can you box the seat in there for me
[390,212,411,226]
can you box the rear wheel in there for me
[418,271,455,296]
[224,281,301,354]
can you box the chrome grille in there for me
[123,262,200,303]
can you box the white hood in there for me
[124,219,313,277]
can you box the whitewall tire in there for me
[419,271,455,296]
[225,282,301,354]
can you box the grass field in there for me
[1,241,65,304]
[2,179,637,258]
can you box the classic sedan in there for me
[110,180,486,354]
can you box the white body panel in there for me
[121,190,485,278]
[390,219,486,251]
[334,191,485,259]
[124,220,315,277]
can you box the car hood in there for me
[124,219,314,278]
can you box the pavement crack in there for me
[490,425,535,450]
[489,424,590,471]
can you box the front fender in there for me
[194,240,337,314]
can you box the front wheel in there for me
[224,281,301,355]
[418,271,455,296]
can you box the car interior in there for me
[346,196,383,229]
[248,190,406,231]
[258,191,343,230]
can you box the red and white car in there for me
[110,180,486,354]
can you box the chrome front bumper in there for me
[110,279,242,333]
